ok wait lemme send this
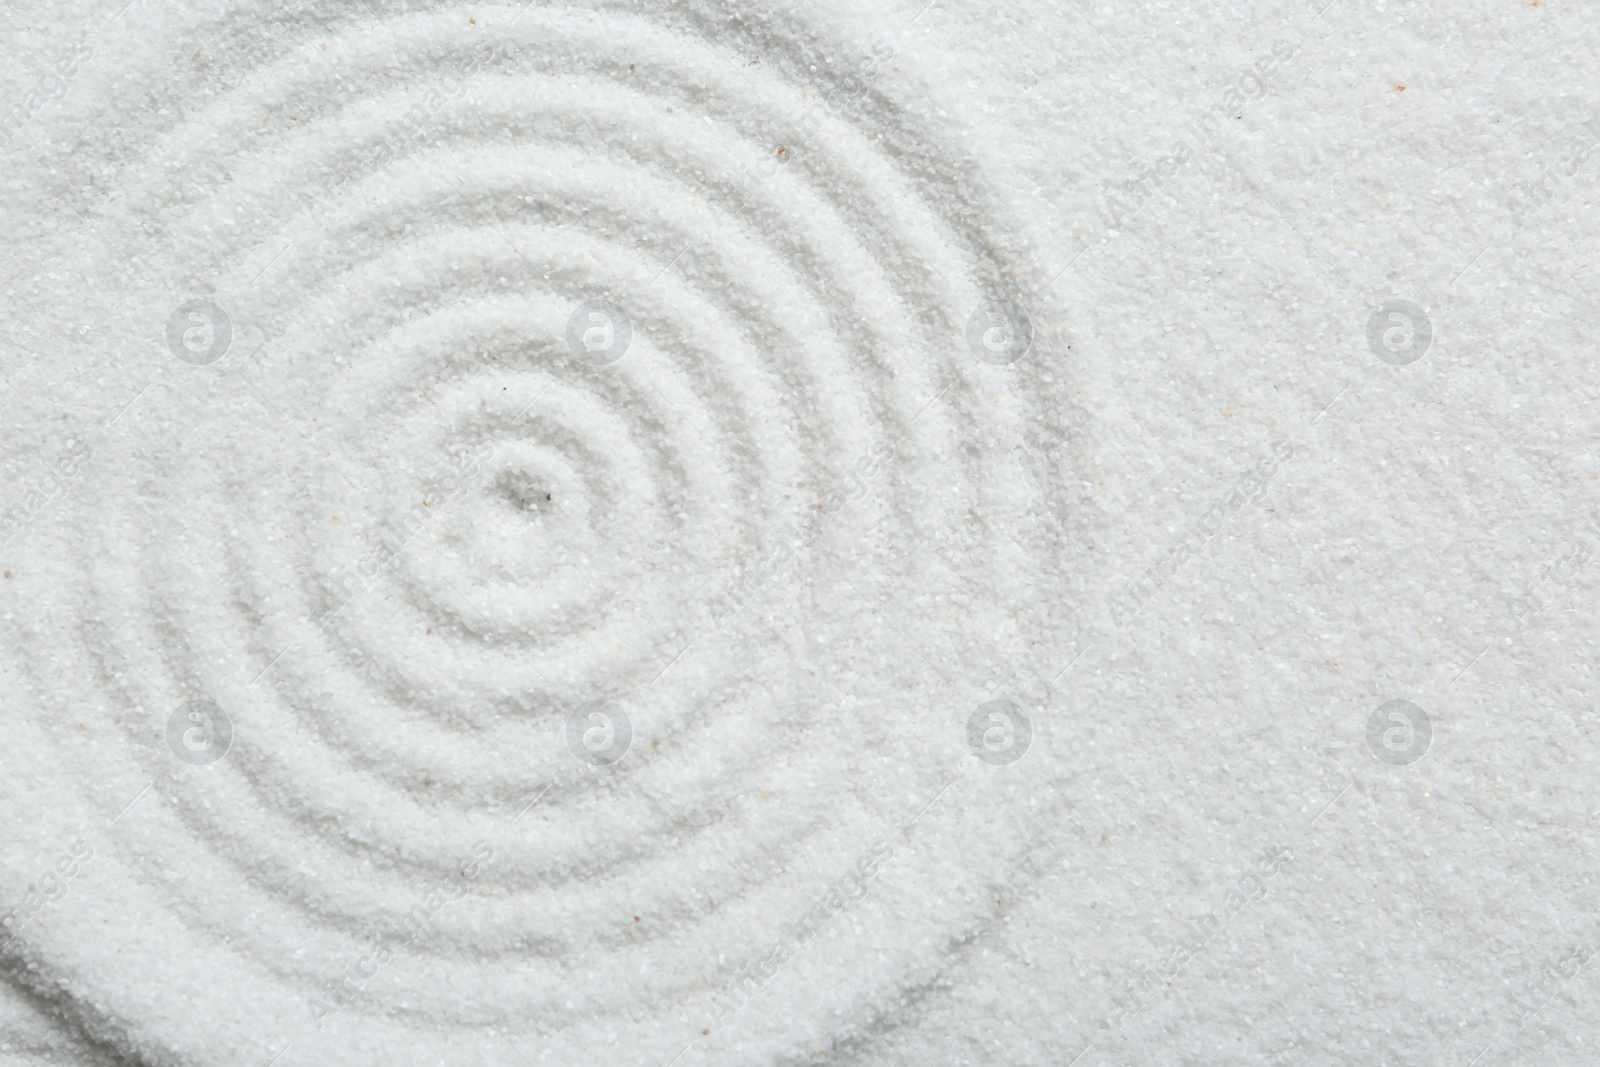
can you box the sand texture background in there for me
[2,1,1599,1064]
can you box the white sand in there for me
[3,1,1598,1064]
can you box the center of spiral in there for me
[491,468,555,517]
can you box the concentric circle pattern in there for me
[0,2,1075,1064]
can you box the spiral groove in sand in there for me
[0,3,1074,1063]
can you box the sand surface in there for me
[2,1,1599,1064]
